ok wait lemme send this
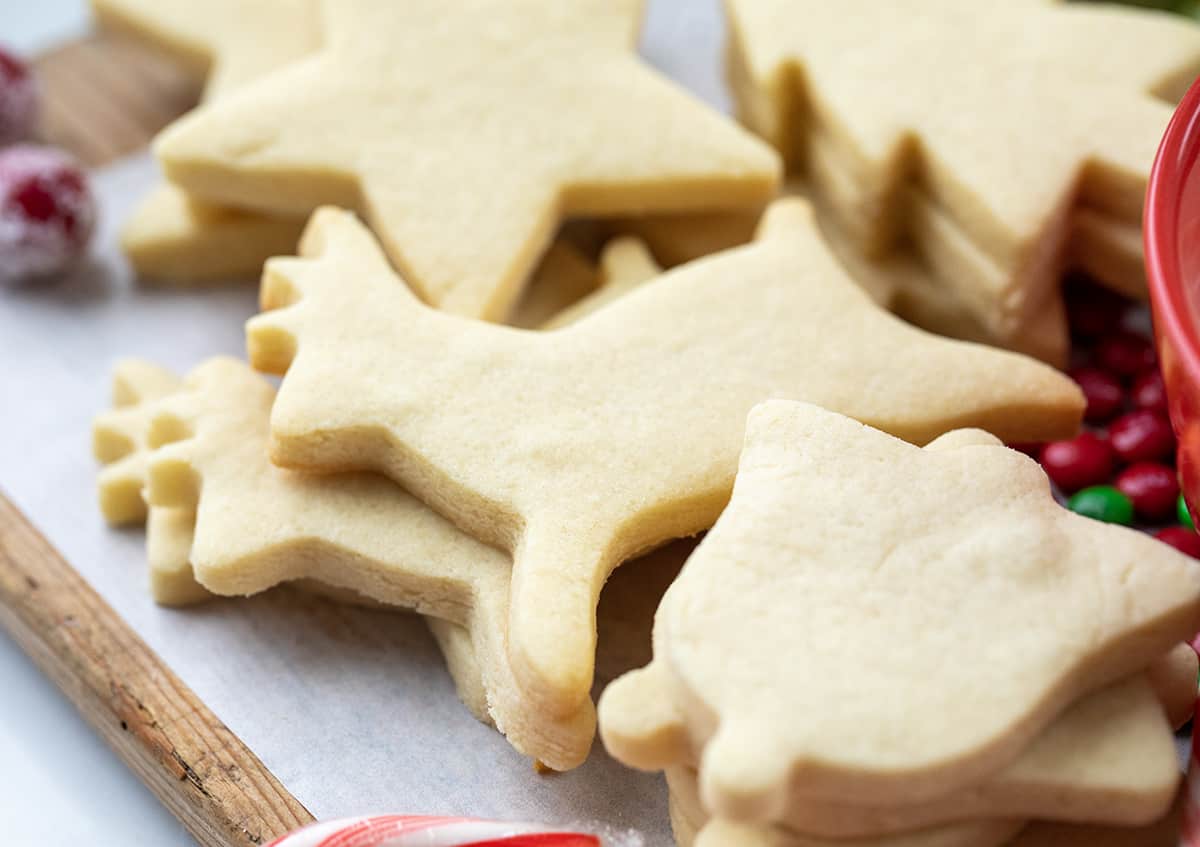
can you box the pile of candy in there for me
[1017,277,1200,556]
[0,44,95,285]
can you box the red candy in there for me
[1130,369,1168,413]
[1108,409,1175,464]
[1069,366,1124,423]
[0,46,37,146]
[0,145,94,284]
[1114,462,1179,522]
[1094,330,1156,377]
[1039,433,1114,494]
[1155,527,1200,558]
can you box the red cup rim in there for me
[1147,73,1200,385]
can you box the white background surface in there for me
[0,2,727,845]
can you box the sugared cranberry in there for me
[1065,277,1128,339]
[1094,331,1157,377]
[1130,369,1168,413]
[1114,462,1179,522]
[1039,433,1114,494]
[1069,366,1124,423]
[0,145,94,284]
[1108,409,1176,464]
[1155,527,1200,558]
[0,45,37,146]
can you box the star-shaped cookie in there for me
[154,0,782,319]
[120,185,306,285]
[246,198,1084,719]
[724,0,1200,352]
[93,0,321,283]
[599,400,1200,822]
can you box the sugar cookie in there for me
[155,0,782,319]
[540,237,660,331]
[93,360,210,605]
[599,400,1200,820]
[247,199,1083,719]
[666,767,1023,847]
[121,185,306,284]
[91,0,318,100]
[139,358,593,770]
[93,358,183,525]
[93,0,320,284]
[507,241,599,330]
[724,0,1200,358]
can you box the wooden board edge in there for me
[0,492,314,846]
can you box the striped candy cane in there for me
[267,815,601,847]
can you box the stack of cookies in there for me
[83,0,1200,842]
[723,0,1200,366]
[600,401,1200,846]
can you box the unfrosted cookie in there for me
[666,767,1024,847]
[92,0,320,284]
[540,237,660,330]
[121,185,305,284]
[93,360,211,605]
[92,358,183,526]
[137,357,593,770]
[608,184,1064,362]
[599,400,1200,820]
[724,0,1200,358]
[247,198,1083,720]
[506,241,599,330]
[91,0,318,100]
[154,0,782,319]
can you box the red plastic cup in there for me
[1145,74,1200,531]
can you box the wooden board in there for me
[34,29,202,167]
[0,30,315,846]
[0,494,314,846]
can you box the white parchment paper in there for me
[0,2,735,843]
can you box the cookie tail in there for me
[507,522,612,718]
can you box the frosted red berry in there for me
[1155,527,1200,558]
[1114,462,1179,522]
[1108,409,1175,464]
[0,145,95,284]
[1130,369,1168,413]
[0,45,37,146]
[1069,366,1124,423]
[1094,331,1156,377]
[1039,433,1114,494]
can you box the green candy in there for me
[1068,486,1135,526]
[1180,494,1196,530]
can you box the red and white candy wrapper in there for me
[267,815,601,847]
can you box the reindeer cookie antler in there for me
[247,198,1084,718]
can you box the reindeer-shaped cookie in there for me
[247,198,1084,719]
